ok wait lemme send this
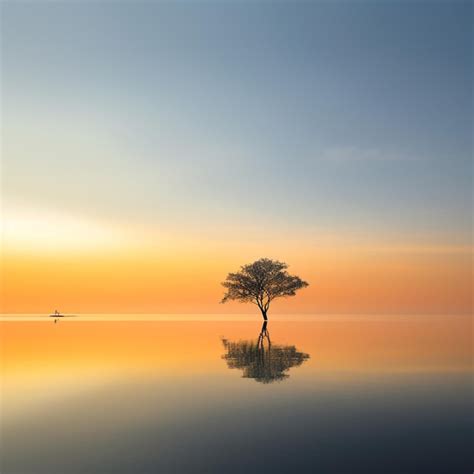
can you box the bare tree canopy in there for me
[221,258,309,320]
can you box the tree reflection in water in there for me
[222,322,310,384]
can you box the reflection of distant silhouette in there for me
[222,322,310,384]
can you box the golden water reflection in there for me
[0,315,472,474]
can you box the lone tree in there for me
[221,258,308,320]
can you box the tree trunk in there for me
[260,308,268,321]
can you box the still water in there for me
[1,315,472,473]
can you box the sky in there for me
[1,1,472,314]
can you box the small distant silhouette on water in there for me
[49,309,64,318]
[221,258,308,320]
[222,321,310,384]
[49,309,78,322]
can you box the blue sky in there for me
[2,0,472,245]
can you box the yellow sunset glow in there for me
[1,214,471,314]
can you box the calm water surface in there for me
[1,315,472,473]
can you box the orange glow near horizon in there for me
[1,234,472,314]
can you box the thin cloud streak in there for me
[320,146,418,163]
